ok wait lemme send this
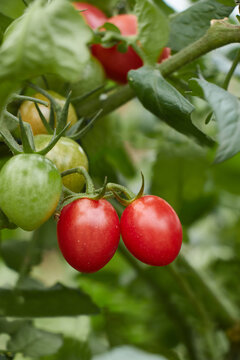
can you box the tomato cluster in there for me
[73,2,171,83]
[0,4,179,274]
[57,195,182,273]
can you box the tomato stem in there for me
[61,166,95,194]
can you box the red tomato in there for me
[91,14,171,83]
[57,198,120,273]
[73,2,107,29]
[120,196,182,266]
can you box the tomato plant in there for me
[91,14,171,83]
[34,135,88,192]
[0,154,62,231]
[120,195,182,266]
[57,198,120,273]
[19,91,78,135]
[0,0,239,359]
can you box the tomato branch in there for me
[76,20,240,119]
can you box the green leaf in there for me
[0,0,92,109]
[0,13,12,43]
[151,140,210,214]
[134,0,169,64]
[1,240,41,273]
[7,324,63,358]
[216,0,235,5]
[0,319,29,335]
[0,283,99,317]
[128,66,213,146]
[0,1,25,19]
[103,22,121,34]
[153,0,175,16]
[42,338,91,360]
[189,77,240,163]
[169,0,234,52]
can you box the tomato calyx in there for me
[2,83,103,157]
[60,167,145,210]
[92,22,134,51]
[108,172,145,206]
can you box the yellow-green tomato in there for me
[34,135,88,192]
[19,91,78,135]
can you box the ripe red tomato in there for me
[73,2,107,29]
[91,14,171,83]
[57,198,120,273]
[120,196,182,266]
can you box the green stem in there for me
[76,21,240,119]
[222,49,240,90]
[61,167,95,194]
[106,183,135,199]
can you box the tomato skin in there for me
[73,2,107,29]
[57,198,120,273]
[0,154,62,231]
[120,195,182,266]
[19,91,77,135]
[34,135,88,193]
[91,14,171,83]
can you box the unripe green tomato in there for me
[0,154,62,231]
[34,135,88,193]
[19,91,78,135]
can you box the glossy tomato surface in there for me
[0,154,62,231]
[91,14,171,83]
[120,195,182,266]
[19,91,77,135]
[73,2,107,29]
[34,135,88,192]
[57,198,120,273]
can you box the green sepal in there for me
[91,177,107,200]
[71,85,105,104]
[66,117,84,137]
[34,102,54,134]
[36,123,70,156]
[27,82,61,115]
[56,91,71,134]
[49,102,55,130]
[111,172,145,207]
[13,94,48,106]
[0,127,22,155]
[69,109,103,140]
[18,114,35,153]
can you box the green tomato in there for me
[34,135,88,193]
[0,154,62,231]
